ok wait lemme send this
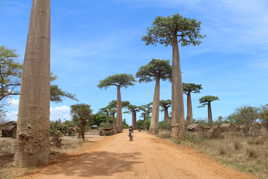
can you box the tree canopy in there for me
[98,74,135,88]
[142,14,204,46]
[0,46,21,101]
[183,83,202,95]
[199,96,219,106]
[136,59,171,82]
[128,104,140,112]
[160,100,171,110]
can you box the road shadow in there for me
[25,151,142,178]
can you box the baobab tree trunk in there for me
[132,111,137,129]
[171,38,185,139]
[111,112,117,133]
[208,102,213,124]
[150,78,160,134]
[15,0,51,167]
[164,108,169,121]
[116,86,123,132]
[186,94,193,124]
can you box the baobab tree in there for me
[143,14,204,138]
[15,0,51,167]
[160,100,171,121]
[199,96,219,123]
[98,74,135,132]
[127,104,140,129]
[136,59,171,134]
[183,83,202,124]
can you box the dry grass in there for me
[180,133,268,179]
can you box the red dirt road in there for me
[19,131,255,179]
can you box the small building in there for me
[1,121,17,138]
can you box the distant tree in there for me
[139,103,152,121]
[199,96,219,123]
[259,105,268,129]
[142,14,204,138]
[160,100,171,121]
[106,100,129,130]
[183,83,202,124]
[98,74,135,132]
[136,59,171,134]
[0,46,21,101]
[228,106,259,125]
[127,104,140,129]
[0,46,76,103]
[71,104,92,141]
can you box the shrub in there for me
[233,141,242,151]
[247,148,258,159]
[158,121,171,130]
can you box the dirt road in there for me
[20,131,255,179]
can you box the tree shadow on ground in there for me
[26,151,142,178]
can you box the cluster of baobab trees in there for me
[98,15,219,135]
[13,0,220,168]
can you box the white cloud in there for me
[50,105,71,121]
[7,98,19,107]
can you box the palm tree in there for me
[142,14,204,138]
[160,100,171,121]
[136,59,171,134]
[127,104,140,129]
[199,96,219,123]
[15,0,51,167]
[98,74,135,132]
[183,83,202,124]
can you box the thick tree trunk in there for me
[164,108,169,121]
[171,38,185,139]
[186,94,193,124]
[15,0,51,167]
[116,86,123,132]
[208,102,213,124]
[150,78,160,134]
[132,111,137,130]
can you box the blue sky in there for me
[1,0,268,124]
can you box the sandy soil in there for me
[18,131,256,179]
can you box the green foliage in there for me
[127,104,140,112]
[99,121,113,129]
[136,59,172,82]
[123,119,129,128]
[98,74,135,88]
[71,104,92,129]
[0,46,21,101]
[142,14,204,46]
[91,113,111,126]
[259,105,268,128]
[183,83,202,95]
[228,106,259,125]
[136,119,151,130]
[160,99,171,111]
[0,46,76,103]
[199,96,219,106]
[158,121,171,130]
[50,85,78,102]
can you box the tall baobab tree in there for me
[15,0,51,167]
[142,14,204,138]
[98,74,135,132]
[160,100,171,122]
[136,59,171,134]
[199,96,219,123]
[183,83,202,124]
[127,104,140,129]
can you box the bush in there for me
[247,148,258,159]
[158,121,171,130]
